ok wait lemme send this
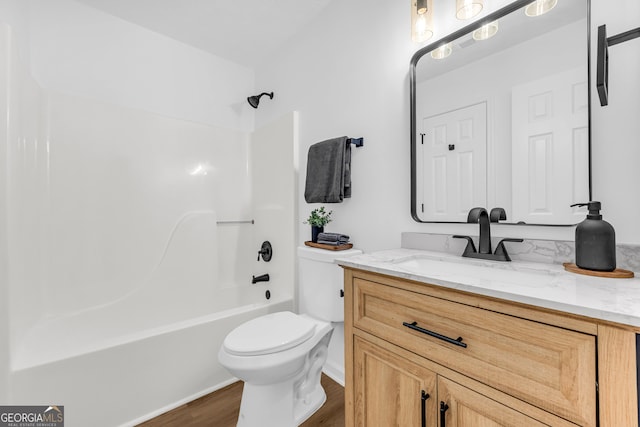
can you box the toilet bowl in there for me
[218,311,332,426]
[218,246,361,427]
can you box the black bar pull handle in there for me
[421,390,430,427]
[403,321,467,348]
[440,402,449,427]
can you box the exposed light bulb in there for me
[472,20,499,40]
[415,14,433,42]
[416,14,427,33]
[456,0,483,20]
[431,43,452,59]
[525,0,558,17]
[412,0,433,43]
[416,0,427,15]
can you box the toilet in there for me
[218,245,362,427]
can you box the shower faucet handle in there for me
[257,241,273,262]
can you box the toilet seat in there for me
[223,311,317,356]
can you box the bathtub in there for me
[9,285,293,427]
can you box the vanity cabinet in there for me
[353,335,565,426]
[353,336,437,426]
[343,267,639,427]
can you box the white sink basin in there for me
[391,254,559,287]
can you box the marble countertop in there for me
[336,248,640,328]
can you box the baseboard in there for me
[119,377,239,427]
[322,361,345,387]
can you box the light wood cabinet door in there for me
[354,336,437,427]
[438,376,550,427]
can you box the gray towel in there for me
[317,232,350,243]
[304,136,351,203]
[317,240,343,246]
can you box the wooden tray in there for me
[305,241,353,251]
[563,263,635,278]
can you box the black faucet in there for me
[252,274,270,284]
[467,207,492,254]
[453,207,523,262]
[490,207,507,223]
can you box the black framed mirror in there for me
[410,0,591,225]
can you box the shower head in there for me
[247,92,274,109]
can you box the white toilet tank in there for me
[297,246,362,322]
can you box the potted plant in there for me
[304,206,332,243]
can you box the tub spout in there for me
[252,274,270,284]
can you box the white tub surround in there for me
[340,248,640,426]
[0,9,300,426]
[337,248,640,327]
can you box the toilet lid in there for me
[223,311,317,356]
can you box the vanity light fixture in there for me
[431,43,452,59]
[412,0,433,43]
[472,20,499,40]
[524,0,557,17]
[456,0,483,20]
[416,0,427,14]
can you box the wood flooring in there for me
[137,374,345,427]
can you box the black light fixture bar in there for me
[608,27,640,47]
[597,24,640,106]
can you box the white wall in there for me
[27,0,255,132]
[591,0,640,244]
[256,0,640,248]
[255,0,417,252]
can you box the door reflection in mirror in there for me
[411,0,589,225]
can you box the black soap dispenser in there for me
[571,201,616,272]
